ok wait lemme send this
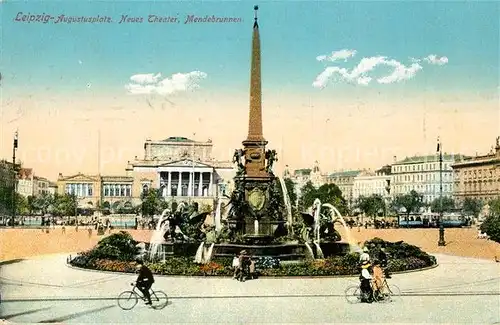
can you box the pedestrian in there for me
[232,254,240,279]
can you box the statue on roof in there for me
[496,136,499,148]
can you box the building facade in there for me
[125,136,235,205]
[57,173,134,210]
[452,137,500,203]
[289,161,326,201]
[391,154,466,203]
[17,168,34,197]
[352,167,391,202]
[33,176,51,196]
[326,170,362,208]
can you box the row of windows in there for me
[393,163,451,173]
[457,169,496,179]
[103,184,132,197]
[394,184,452,193]
[65,183,93,197]
[393,172,453,183]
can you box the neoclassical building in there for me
[326,170,362,208]
[289,161,326,201]
[391,153,467,203]
[57,136,236,211]
[352,167,391,202]
[125,136,235,205]
[57,174,134,210]
[452,137,500,203]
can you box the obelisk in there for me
[242,5,270,180]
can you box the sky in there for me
[0,0,499,180]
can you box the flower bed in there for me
[69,235,437,277]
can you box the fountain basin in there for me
[145,241,350,261]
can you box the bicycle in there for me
[344,279,401,304]
[117,283,168,310]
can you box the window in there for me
[88,185,93,196]
[110,185,115,197]
[104,185,109,196]
[126,185,131,197]
[120,185,125,197]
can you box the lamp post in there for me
[11,130,18,227]
[437,136,446,246]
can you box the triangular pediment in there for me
[159,159,213,168]
[60,173,98,182]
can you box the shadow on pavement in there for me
[38,305,115,323]
[1,307,51,319]
[0,259,25,266]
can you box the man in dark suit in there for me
[135,260,155,305]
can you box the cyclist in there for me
[377,246,391,279]
[359,260,373,303]
[135,259,155,305]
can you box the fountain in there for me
[144,6,350,263]
[322,203,361,253]
[299,199,349,259]
[278,175,293,230]
[214,198,223,232]
[149,208,171,260]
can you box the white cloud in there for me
[377,60,422,84]
[312,51,447,88]
[423,54,448,65]
[129,73,162,84]
[125,71,207,95]
[316,49,357,62]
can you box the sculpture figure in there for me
[233,149,246,175]
[265,149,277,173]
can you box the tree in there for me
[298,181,347,215]
[462,197,483,218]
[27,195,37,215]
[0,160,18,216]
[480,214,500,243]
[52,193,77,216]
[34,192,54,215]
[357,194,386,218]
[488,198,500,217]
[392,190,425,221]
[141,187,162,217]
[16,195,28,215]
[430,196,455,213]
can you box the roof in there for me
[394,154,468,165]
[452,153,500,168]
[294,168,311,176]
[328,170,362,178]
[161,136,195,143]
[101,175,133,182]
[18,168,33,179]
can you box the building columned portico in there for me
[126,136,236,205]
[158,168,214,198]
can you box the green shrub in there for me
[88,231,139,261]
[480,214,500,243]
[70,236,436,276]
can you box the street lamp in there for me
[12,130,18,227]
[437,136,446,246]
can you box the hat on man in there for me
[240,250,247,255]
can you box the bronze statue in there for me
[233,149,246,175]
[265,149,277,173]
